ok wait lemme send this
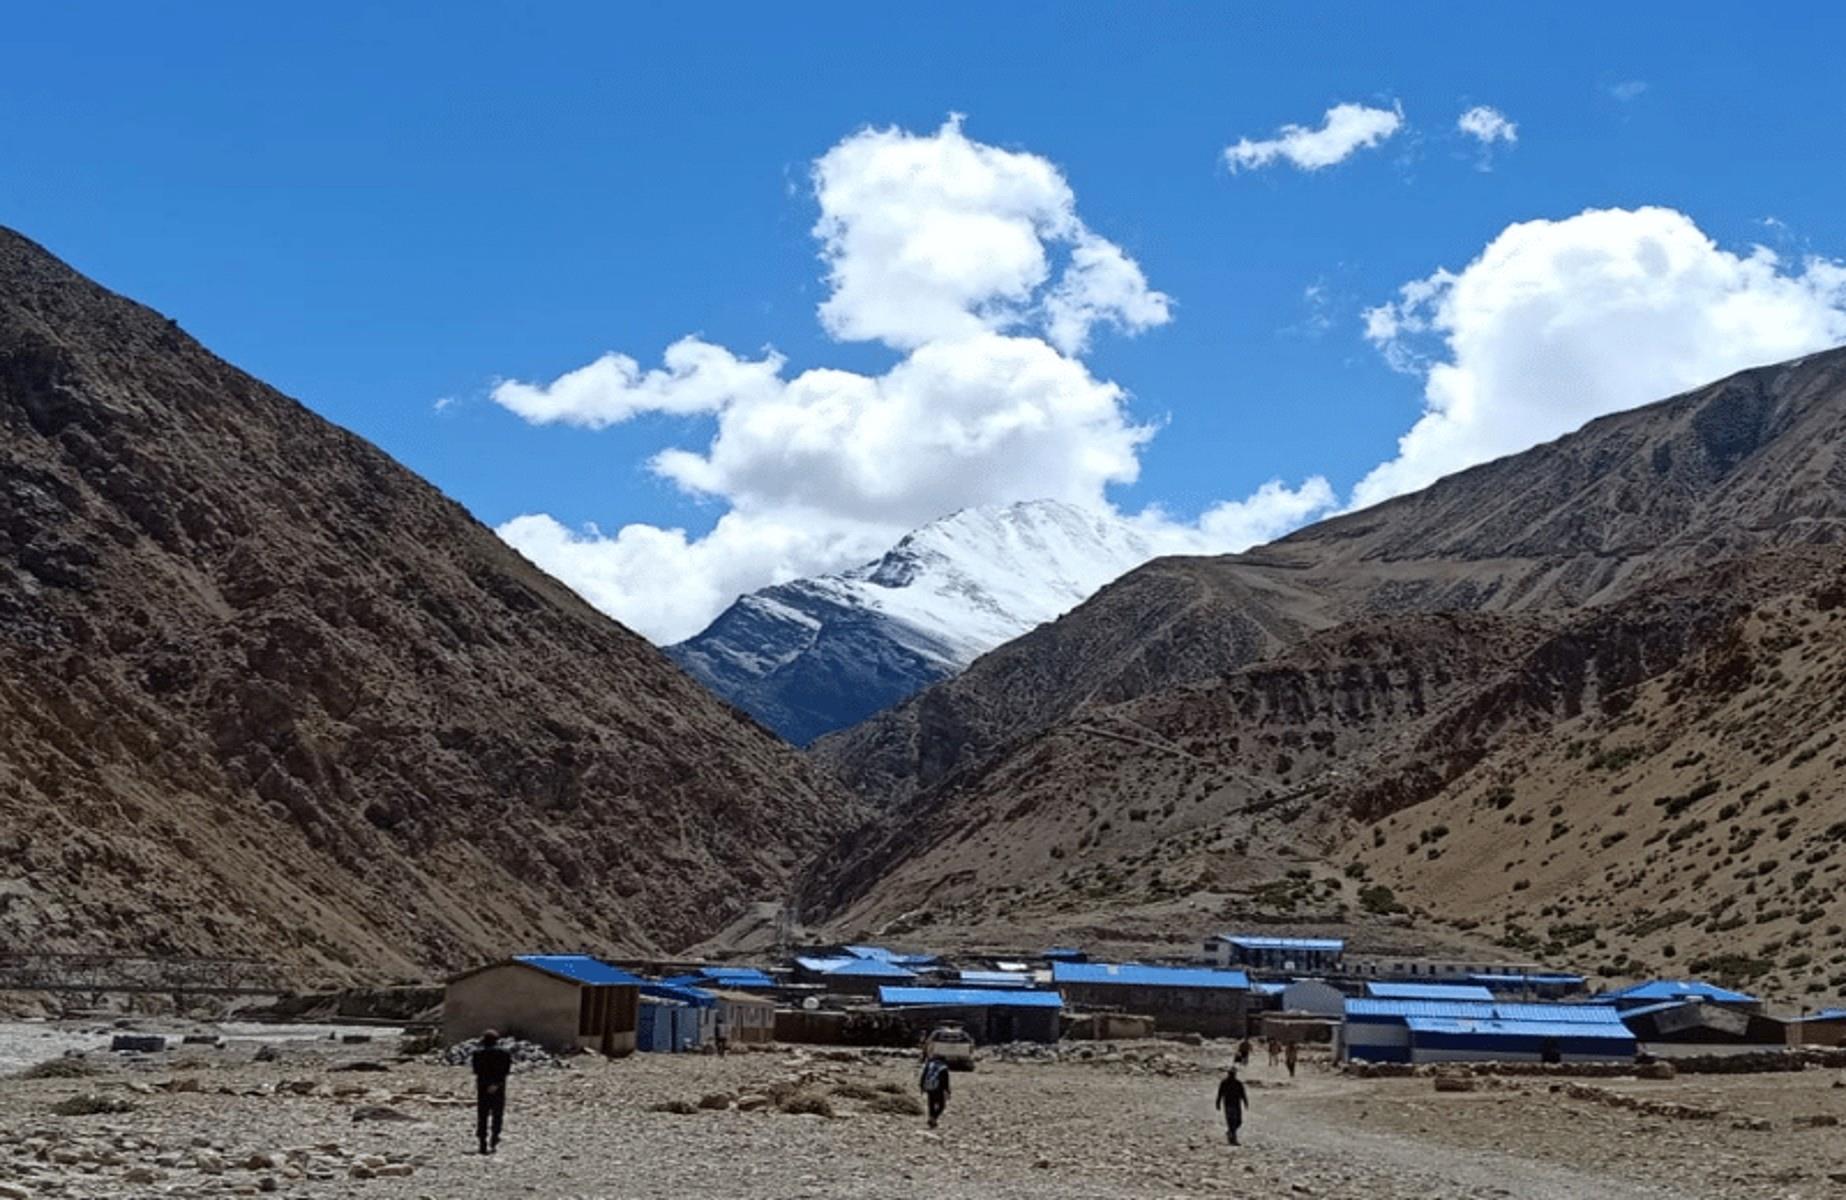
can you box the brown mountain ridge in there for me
[0,228,860,982]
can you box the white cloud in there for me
[1609,80,1648,102]
[491,118,1316,644]
[1225,102,1403,173]
[1192,477,1338,549]
[1355,206,1846,509]
[811,116,1170,353]
[1457,105,1517,145]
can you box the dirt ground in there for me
[4,1035,1846,1199]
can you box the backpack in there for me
[920,1059,947,1092]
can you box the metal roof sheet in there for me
[511,954,641,986]
[1253,982,1288,996]
[1491,1003,1625,1025]
[695,967,777,987]
[1798,1008,1846,1022]
[1052,962,1250,990]
[1345,998,1497,1020]
[957,970,1031,987]
[1615,1000,1697,1021]
[1366,982,1496,1002]
[640,982,715,1006]
[1469,973,1586,985]
[844,945,897,961]
[878,986,1064,1009]
[815,957,917,979]
[1599,979,1758,1004]
[1405,1017,1637,1041]
[1218,935,1345,951]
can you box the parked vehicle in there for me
[924,1023,976,1071]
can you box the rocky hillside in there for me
[815,348,1846,808]
[801,548,1846,1001]
[0,228,860,983]
[669,501,1156,745]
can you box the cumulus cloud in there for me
[1457,105,1517,145]
[1225,102,1403,173]
[492,118,1317,644]
[1192,477,1339,549]
[811,116,1170,353]
[1354,206,1846,509]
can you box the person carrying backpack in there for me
[919,1053,952,1128]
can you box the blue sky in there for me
[6,4,1846,640]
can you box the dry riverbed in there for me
[4,1033,1846,1199]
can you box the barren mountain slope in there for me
[0,228,859,982]
[816,347,1846,808]
[803,549,1846,1001]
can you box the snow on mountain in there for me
[668,500,1158,744]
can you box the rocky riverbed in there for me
[4,1034,1846,1198]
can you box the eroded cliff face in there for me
[0,227,861,982]
[802,548,1846,1001]
[815,348,1846,818]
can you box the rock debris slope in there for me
[670,501,1156,745]
[0,227,859,981]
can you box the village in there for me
[6,932,1846,1197]
[442,933,1846,1064]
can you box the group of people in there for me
[467,1030,1299,1152]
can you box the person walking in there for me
[1234,1038,1252,1069]
[919,1053,952,1129]
[1284,1040,1298,1078]
[1215,1065,1250,1145]
[471,1030,513,1154]
[1266,1039,1282,1070]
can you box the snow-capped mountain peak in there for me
[668,500,1156,743]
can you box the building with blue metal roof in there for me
[1366,982,1496,1002]
[956,969,1033,989]
[1597,979,1760,1009]
[665,966,778,991]
[1401,1017,1636,1063]
[1054,962,1252,1037]
[444,955,639,1056]
[793,955,919,995]
[1342,998,1628,1063]
[1202,933,1344,973]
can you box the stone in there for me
[0,1186,27,1200]
[110,1034,166,1054]
[375,1163,415,1177]
[350,1105,416,1122]
[244,1152,284,1170]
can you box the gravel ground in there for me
[3,1037,1845,1199]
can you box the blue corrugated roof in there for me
[1367,982,1496,1002]
[1043,947,1085,959]
[844,945,897,961]
[1491,1003,1625,1025]
[1797,1008,1846,1022]
[1599,979,1758,1004]
[879,986,1064,1009]
[1220,935,1345,951]
[694,967,777,988]
[1346,998,1497,1020]
[641,982,715,1007]
[1615,1000,1696,1021]
[957,970,1031,988]
[798,955,916,979]
[1405,1017,1637,1041]
[1346,999,1624,1024]
[1053,962,1250,990]
[512,955,641,986]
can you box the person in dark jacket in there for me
[471,1030,514,1154]
[1215,1065,1249,1145]
[919,1054,952,1128]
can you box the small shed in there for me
[706,988,777,1047]
[1789,1008,1846,1047]
[443,955,639,1056]
[877,986,1063,1044]
[638,995,702,1053]
[1053,962,1251,1037]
